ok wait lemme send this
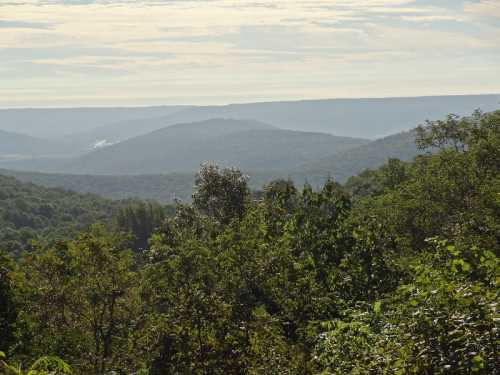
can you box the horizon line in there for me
[1,92,499,111]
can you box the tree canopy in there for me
[1,110,498,374]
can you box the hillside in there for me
[296,130,423,183]
[72,94,500,144]
[0,105,187,139]
[0,130,420,201]
[56,119,368,175]
[0,129,423,200]
[0,129,72,159]
[3,96,498,150]
[0,174,121,256]
[0,169,285,202]
[0,169,197,202]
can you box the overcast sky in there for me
[1,0,499,107]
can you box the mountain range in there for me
[56,119,369,175]
[1,95,498,201]
[0,106,187,139]
[0,129,71,160]
[101,94,498,140]
[2,95,499,151]
[0,126,424,202]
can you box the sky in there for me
[1,0,499,107]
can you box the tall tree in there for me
[193,163,250,224]
[0,252,17,353]
[20,227,141,375]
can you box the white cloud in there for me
[464,0,500,19]
[0,0,499,106]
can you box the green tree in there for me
[114,200,165,252]
[193,163,250,224]
[20,227,141,375]
[0,252,18,352]
[0,352,72,375]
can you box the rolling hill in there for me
[3,95,498,152]
[0,129,71,160]
[67,94,500,145]
[0,173,120,255]
[0,105,187,139]
[294,130,423,183]
[55,119,369,175]
[0,130,424,202]
[0,169,277,202]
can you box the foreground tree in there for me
[114,200,166,252]
[20,227,142,375]
[0,252,17,353]
[0,352,72,375]
[193,163,250,224]
[314,110,500,374]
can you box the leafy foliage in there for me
[0,175,119,256]
[1,111,498,374]
[0,352,71,375]
[193,163,250,224]
[0,253,17,351]
[114,200,167,252]
[18,227,140,374]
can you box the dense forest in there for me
[0,176,118,257]
[0,129,421,202]
[0,110,499,374]
[0,176,170,257]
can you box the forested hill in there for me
[0,174,119,255]
[0,129,421,201]
[24,94,500,145]
[0,169,197,202]
[296,129,423,182]
[0,105,187,139]
[0,129,70,159]
[0,130,421,201]
[2,95,498,150]
[52,118,369,175]
[1,110,498,374]
[132,94,500,138]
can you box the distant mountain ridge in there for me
[56,118,369,175]
[1,98,498,200]
[294,130,422,183]
[139,94,500,139]
[0,105,188,139]
[0,129,424,202]
[0,129,71,159]
[2,95,499,149]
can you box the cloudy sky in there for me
[1,0,499,107]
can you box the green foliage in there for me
[114,200,166,252]
[0,175,119,256]
[2,110,499,374]
[140,177,355,374]
[314,239,499,374]
[193,163,250,224]
[0,252,18,352]
[19,227,141,374]
[344,158,411,200]
[313,110,500,374]
[0,353,71,375]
